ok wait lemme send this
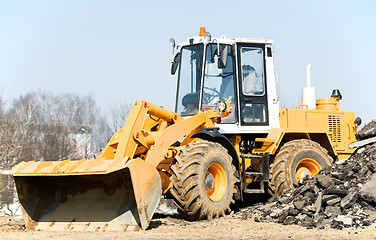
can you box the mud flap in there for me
[14,159,161,231]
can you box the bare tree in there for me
[0,94,19,215]
[4,91,110,161]
[0,91,119,215]
[107,101,132,135]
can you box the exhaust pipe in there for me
[302,64,316,109]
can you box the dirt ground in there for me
[2,213,376,240]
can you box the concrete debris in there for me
[334,215,353,227]
[236,121,376,229]
[360,174,376,199]
[356,120,376,140]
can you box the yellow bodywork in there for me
[12,100,227,231]
[253,97,358,160]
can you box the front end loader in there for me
[12,100,232,231]
[13,28,360,231]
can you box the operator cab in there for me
[171,28,280,133]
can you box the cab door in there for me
[237,44,269,126]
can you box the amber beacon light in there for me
[199,27,206,36]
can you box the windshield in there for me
[202,44,237,123]
[175,44,204,116]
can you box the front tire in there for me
[170,141,235,220]
[269,139,333,196]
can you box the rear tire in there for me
[269,139,333,196]
[170,140,235,220]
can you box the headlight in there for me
[218,101,227,112]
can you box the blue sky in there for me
[0,0,375,124]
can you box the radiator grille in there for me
[328,115,341,143]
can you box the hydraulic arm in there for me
[12,100,229,231]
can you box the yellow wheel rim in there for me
[295,158,322,182]
[205,162,227,202]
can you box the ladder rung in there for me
[244,189,265,194]
[241,155,262,159]
[246,172,264,177]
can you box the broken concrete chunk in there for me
[270,208,283,218]
[293,200,305,210]
[360,192,376,203]
[278,196,290,204]
[360,174,376,199]
[322,194,338,202]
[288,206,299,216]
[324,206,341,218]
[316,175,335,189]
[304,205,316,212]
[299,184,313,194]
[364,210,376,222]
[314,185,320,194]
[315,192,323,213]
[283,216,297,225]
[341,191,358,209]
[326,197,341,206]
[356,119,376,140]
[334,215,353,227]
[324,189,348,195]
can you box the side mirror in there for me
[218,45,228,69]
[171,52,180,75]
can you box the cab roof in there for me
[178,36,273,48]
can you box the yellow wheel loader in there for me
[12,28,360,231]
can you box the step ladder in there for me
[240,153,270,194]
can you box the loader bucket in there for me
[13,158,161,231]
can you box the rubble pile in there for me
[238,121,376,229]
[356,120,376,140]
